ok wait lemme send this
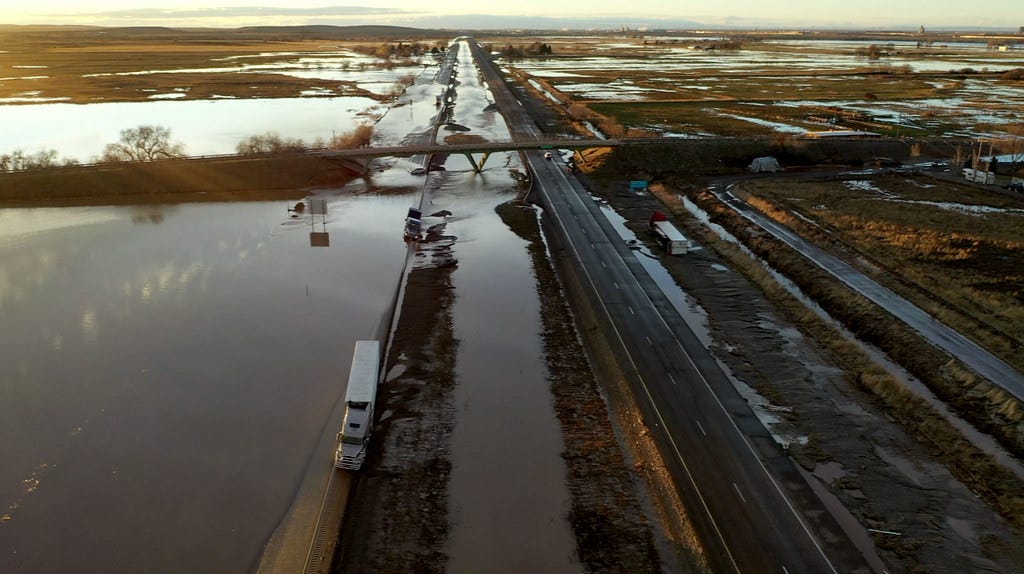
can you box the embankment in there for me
[0,154,363,205]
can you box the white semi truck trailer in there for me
[335,340,381,471]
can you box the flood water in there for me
[0,192,414,573]
[1,37,583,573]
[0,96,379,162]
[438,41,580,573]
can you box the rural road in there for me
[469,40,875,573]
[716,186,1024,400]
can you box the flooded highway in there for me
[0,194,414,572]
[2,38,583,573]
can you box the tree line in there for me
[487,42,554,61]
[1,123,377,173]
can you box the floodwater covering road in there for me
[437,40,580,573]
[0,194,415,573]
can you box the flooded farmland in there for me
[6,23,1023,574]
[0,193,414,572]
[507,36,1024,138]
[0,96,379,161]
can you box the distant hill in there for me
[0,24,446,47]
[0,24,100,32]
[236,25,439,39]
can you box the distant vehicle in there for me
[870,157,901,168]
[544,152,553,160]
[335,341,382,471]
[404,217,422,241]
[649,211,690,255]
[748,156,782,173]
[410,167,427,175]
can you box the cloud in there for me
[58,6,411,21]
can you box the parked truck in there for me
[649,212,690,255]
[335,340,381,471]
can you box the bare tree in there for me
[236,132,306,155]
[0,148,63,172]
[101,125,185,162]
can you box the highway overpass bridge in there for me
[311,137,626,173]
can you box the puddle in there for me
[714,112,807,133]
[813,461,849,485]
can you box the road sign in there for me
[310,232,330,247]
[309,199,328,215]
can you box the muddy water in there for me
[430,167,579,574]
[439,41,580,573]
[0,192,413,573]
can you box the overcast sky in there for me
[2,0,1021,28]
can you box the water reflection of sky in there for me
[0,50,435,160]
[0,193,414,573]
[0,96,379,160]
[443,40,578,573]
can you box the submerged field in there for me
[0,27,449,104]
[0,27,452,163]
[498,34,1024,139]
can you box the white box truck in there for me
[649,212,690,255]
[335,340,381,471]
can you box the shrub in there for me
[236,132,306,155]
[329,124,374,149]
